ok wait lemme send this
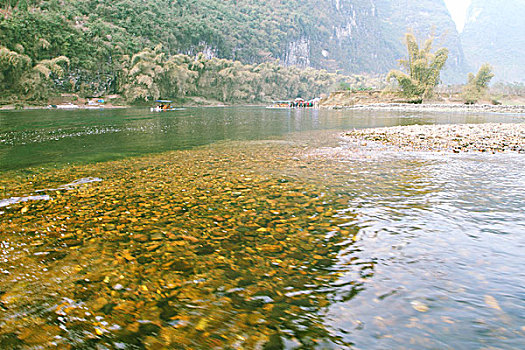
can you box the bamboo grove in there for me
[0,1,373,104]
[0,43,366,104]
[119,46,358,103]
[387,33,449,101]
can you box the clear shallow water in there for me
[324,151,525,349]
[0,107,524,349]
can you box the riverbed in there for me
[1,107,524,349]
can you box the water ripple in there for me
[326,151,525,349]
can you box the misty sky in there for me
[443,0,472,32]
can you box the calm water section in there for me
[1,107,522,171]
[1,107,524,349]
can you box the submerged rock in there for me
[0,332,23,349]
[0,139,358,349]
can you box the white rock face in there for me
[201,43,217,60]
[283,38,311,67]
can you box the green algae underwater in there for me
[1,137,368,349]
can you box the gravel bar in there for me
[329,103,525,114]
[345,123,525,153]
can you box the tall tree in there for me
[163,54,198,97]
[462,63,495,104]
[0,46,32,90]
[121,45,166,102]
[387,33,449,101]
[18,55,69,100]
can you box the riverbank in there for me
[345,123,525,153]
[326,103,525,114]
[0,104,130,110]
[0,99,244,110]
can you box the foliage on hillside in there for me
[1,1,466,104]
[0,0,327,74]
[1,43,366,105]
[1,2,381,104]
[119,46,365,103]
[0,45,69,101]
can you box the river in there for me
[1,107,524,349]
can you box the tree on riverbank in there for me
[118,46,358,104]
[462,64,495,104]
[120,45,166,102]
[0,46,31,91]
[387,33,449,102]
[19,56,70,101]
[0,45,69,101]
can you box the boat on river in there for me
[266,98,320,109]
[150,100,185,112]
[266,101,292,109]
[150,106,185,112]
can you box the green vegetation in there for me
[387,33,449,102]
[0,43,358,105]
[119,46,355,103]
[0,2,496,106]
[492,82,525,96]
[0,45,69,102]
[462,64,495,104]
[337,79,376,92]
[0,2,372,104]
[0,0,348,73]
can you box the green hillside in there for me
[0,0,466,102]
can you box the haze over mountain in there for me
[3,0,521,90]
[444,0,471,32]
[461,0,525,82]
[291,0,468,83]
[375,0,467,83]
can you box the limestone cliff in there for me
[276,0,467,83]
[461,0,525,82]
[1,0,469,85]
[376,0,468,83]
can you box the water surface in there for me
[0,107,523,349]
[2,107,522,171]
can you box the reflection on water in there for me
[1,107,523,171]
[1,108,524,349]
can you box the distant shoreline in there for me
[3,102,525,115]
[322,103,525,115]
[0,104,129,111]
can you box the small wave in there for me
[0,127,122,146]
[61,177,103,189]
